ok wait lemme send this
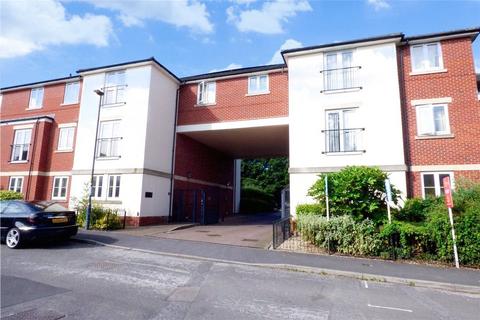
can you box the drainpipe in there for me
[168,86,180,222]
[25,118,40,200]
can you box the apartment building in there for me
[1,27,478,225]
[0,77,81,207]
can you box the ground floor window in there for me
[421,172,453,198]
[52,176,69,200]
[91,175,104,198]
[9,176,23,193]
[107,175,121,199]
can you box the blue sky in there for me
[1,0,479,88]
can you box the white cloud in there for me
[0,0,113,59]
[367,0,390,11]
[475,58,480,73]
[85,0,213,33]
[227,0,312,34]
[210,63,243,72]
[268,39,303,64]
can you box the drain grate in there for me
[195,230,210,233]
[2,308,65,320]
[87,261,122,271]
[207,234,222,237]
[242,238,259,242]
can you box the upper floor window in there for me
[28,87,44,109]
[63,82,80,104]
[9,176,23,193]
[11,129,32,162]
[411,43,443,72]
[197,81,216,105]
[323,109,363,153]
[322,51,360,92]
[57,126,75,151]
[416,104,450,136]
[103,70,126,105]
[52,176,68,200]
[248,75,269,95]
[422,172,453,198]
[97,120,121,158]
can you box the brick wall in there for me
[399,37,480,197]
[178,70,288,125]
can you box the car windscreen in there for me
[27,201,68,212]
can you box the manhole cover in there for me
[242,239,259,242]
[207,234,221,237]
[195,230,210,233]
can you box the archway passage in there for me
[172,120,289,230]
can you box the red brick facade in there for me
[398,37,480,197]
[0,79,81,206]
[178,70,288,125]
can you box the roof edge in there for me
[403,27,480,42]
[1,75,80,92]
[180,64,286,82]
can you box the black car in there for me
[0,200,78,249]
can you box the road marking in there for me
[363,280,368,288]
[367,304,412,313]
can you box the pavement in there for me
[74,229,480,294]
[2,240,480,320]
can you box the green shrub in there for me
[308,166,398,221]
[296,203,324,216]
[456,203,480,265]
[395,197,440,222]
[240,185,276,213]
[76,204,122,230]
[0,190,23,200]
[379,221,434,259]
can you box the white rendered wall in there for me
[288,42,407,216]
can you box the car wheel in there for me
[6,228,22,249]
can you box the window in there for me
[104,70,126,105]
[97,120,121,158]
[52,177,68,200]
[248,75,269,94]
[411,43,443,72]
[91,175,104,198]
[325,109,362,153]
[57,127,75,151]
[63,82,80,104]
[197,81,216,105]
[108,175,121,198]
[422,172,453,198]
[11,129,32,162]
[416,104,450,136]
[28,87,44,109]
[323,50,358,91]
[8,177,23,193]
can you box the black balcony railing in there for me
[96,137,122,158]
[322,128,365,153]
[10,143,30,162]
[320,66,362,92]
[102,85,127,106]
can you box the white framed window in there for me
[57,127,75,151]
[197,81,216,105]
[324,50,356,91]
[97,120,121,158]
[28,87,44,109]
[11,129,32,162]
[52,176,68,200]
[107,175,121,199]
[104,70,126,105]
[411,42,443,72]
[325,108,361,153]
[91,175,104,198]
[421,172,454,198]
[416,104,450,136]
[248,75,269,94]
[63,82,80,104]
[8,177,23,193]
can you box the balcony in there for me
[101,85,127,106]
[322,128,365,154]
[320,66,362,93]
[97,137,122,158]
[10,143,30,162]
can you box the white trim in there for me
[1,117,53,126]
[411,97,452,106]
[245,91,270,97]
[58,122,77,128]
[51,176,69,200]
[409,69,448,76]
[177,116,289,133]
[0,171,72,177]
[174,175,233,190]
[405,32,479,45]
[13,124,34,130]
[410,164,480,172]
[183,68,286,84]
[0,77,80,93]
[420,172,454,199]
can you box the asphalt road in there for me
[1,240,479,320]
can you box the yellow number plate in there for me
[52,217,68,223]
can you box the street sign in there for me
[443,176,454,208]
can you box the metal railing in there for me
[96,137,122,158]
[102,85,127,106]
[272,217,292,249]
[322,128,365,153]
[10,143,30,162]
[320,66,361,92]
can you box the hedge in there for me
[0,190,23,200]
[296,203,324,216]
